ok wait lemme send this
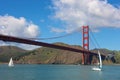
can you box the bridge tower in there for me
[82,26,89,65]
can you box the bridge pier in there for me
[82,26,90,65]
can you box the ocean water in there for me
[0,64,120,80]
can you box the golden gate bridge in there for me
[0,26,106,65]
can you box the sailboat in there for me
[8,57,14,67]
[92,50,102,71]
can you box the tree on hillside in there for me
[114,51,120,63]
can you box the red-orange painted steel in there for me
[82,26,89,64]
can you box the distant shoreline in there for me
[1,62,120,65]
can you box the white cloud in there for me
[0,15,40,50]
[0,15,39,38]
[51,27,65,33]
[0,41,40,50]
[52,0,120,33]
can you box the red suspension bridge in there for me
[0,26,106,65]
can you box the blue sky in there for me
[0,0,120,50]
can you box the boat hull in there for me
[92,67,101,71]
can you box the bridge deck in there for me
[0,34,105,56]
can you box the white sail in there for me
[8,57,14,67]
[98,50,102,69]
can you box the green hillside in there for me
[18,42,83,64]
[17,42,116,64]
[0,42,119,64]
[0,46,28,62]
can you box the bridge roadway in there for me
[0,34,105,57]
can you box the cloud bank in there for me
[52,0,120,33]
[0,15,40,50]
[0,15,39,38]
